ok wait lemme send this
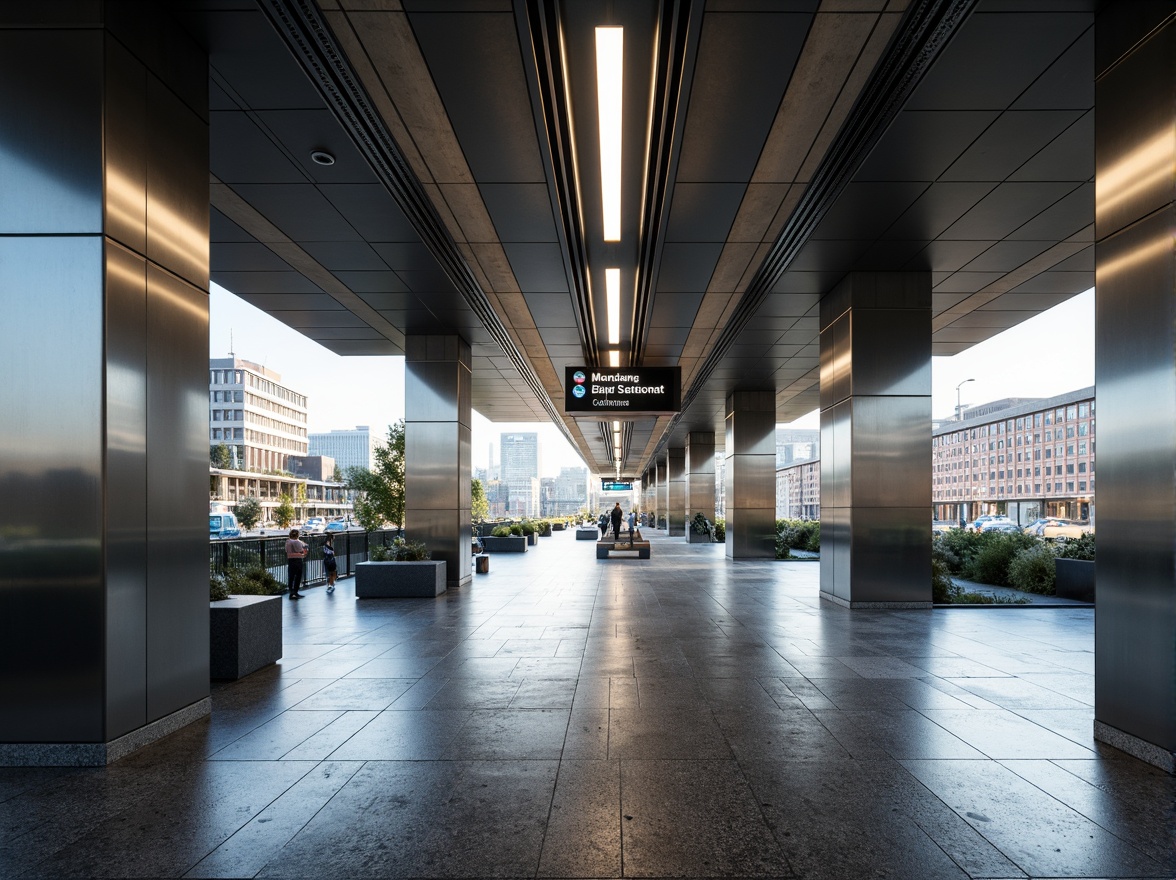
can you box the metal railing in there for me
[209,529,404,589]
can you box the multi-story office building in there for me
[932,387,1095,525]
[209,466,350,524]
[776,429,819,468]
[776,459,821,520]
[209,357,307,473]
[544,466,588,517]
[308,425,378,474]
[500,432,539,518]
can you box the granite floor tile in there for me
[422,677,522,709]
[537,760,621,877]
[448,708,571,760]
[563,708,610,760]
[325,709,470,760]
[510,677,579,708]
[608,709,733,760]
[904,758,1170,878]
[918,708,1097,759]
[715,708,854,763]
[210,711,344,761]
[288,677,414,711]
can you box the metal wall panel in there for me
[104,243,148,739]
[848,507,932,604]
[145,266,210,721]
[146,75,209,290]
[104,36,147,255]
[725,507,775,558]
[667,448,686,535]
[729,455,777,510]
[724,394,777,557]
[820,401,852,509]
[686,433,716,516]
[405,422,462,510]
[0,31,103,235]
[0,237,105,742]
[849,396,932,509]
[1095,206,1176,751]
[849,309,931,398]
[820,505,849,600]
[406,360,462,424]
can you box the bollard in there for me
[475,554,490,574]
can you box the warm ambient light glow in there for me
[606,268,620,344]
[608,350,620,367]
[596,26,623,242]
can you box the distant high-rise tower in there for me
[308,425,379,473]
[500,432,539,517]
[209,356,308,472]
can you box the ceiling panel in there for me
[231,184,361,241]
[857,111,999,181]
[214,273,324,295]
[522,292,580,328]
[502,243,570,292]
[1008,111,1093,181]
[940,110,1083,181]
[811,182,930,240]
[959,240,1054,272]
[479,183,559,243]
[210,207,254,243]
[210,111,306,183]
[655,243,723,292]
[301,241,389,272]
[203,11,326,110]
[882,182,998,240]
[254,109,380,184]
[649,291,705,328]
[665,183,747,243]
[1007,182,1092,240]
[318,185,420,242]
[939,181,1080,240]
[212,242,293,272]
[333,271,409,293]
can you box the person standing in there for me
[627,509,636,542]
[323,533,338,594]
[286,528,308,599]
[610,502,623,540]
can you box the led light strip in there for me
[596,26,623,242]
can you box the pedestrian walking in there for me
[610,502,623,540]
[627,509,636,542]
[286,528,308,599]
[323,533,338,593]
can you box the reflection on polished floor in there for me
[2,532,1173,879]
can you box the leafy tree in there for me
[273,493,295,528]
[471,478,489,522]
[234,495,262,531]
[295,482,307,522]
[346,420,406,531]
[210,443,231,468]
[331,464,343,483]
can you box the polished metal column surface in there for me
[725,392,776,558]
[686,432,716,543]
[0,5,210,755]
[405,335,472,591]
[666,448,686,536]
[1093,5,1176,773]
[656,458,668,530]
[818,273,931,607]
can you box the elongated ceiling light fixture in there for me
[605,267,620,345]
[596,26,623,242]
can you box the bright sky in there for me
[210,282,1095,475]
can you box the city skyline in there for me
[211,281,1095,474]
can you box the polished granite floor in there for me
[3,532,1174,879]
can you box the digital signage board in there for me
[601,479,634,491]
[564,366,681,416]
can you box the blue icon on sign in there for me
[573,370,586,384]
[572,385,586,398]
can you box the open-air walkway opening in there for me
[2,531,1172,879]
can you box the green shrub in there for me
[1008,542,1058,594]
[520,520,537,536]
[964,531,1038,586]
[509,523,524,537]
[210,575,231,602]
[491,526,512,538]
[932,547,961,603]
[804,521,820,552]
[690,513,715,540]
[713,517,726,542]
[370,538,431,562]
[1056,531,1095,561]
[934,529,984,575]
[222,566,284,595]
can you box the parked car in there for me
[303,517,327,534]
[325,520,349,533]
[977,516,1016,533]
[968,515,999,532]
[1024,518,1091,540]
[209,512,241,539]
[932,520,955,535]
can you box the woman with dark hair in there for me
[285,528,308,599]
[323,534,338,594]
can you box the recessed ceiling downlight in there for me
[310,150,336,166]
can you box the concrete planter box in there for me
[210,595,283,680]
[525,532,538,546]
[551,522,566,531]
[481,535,528,553]
[1055,558,1095,603]
[687,529,712,543]
[356,560,446,597]
[539,523,553,537]
[576,528,599,541]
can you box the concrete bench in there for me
[596,539,651,559]
[576,528,601,541]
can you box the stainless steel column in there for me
[818,272,931,607]
[667,448,686,536]
[0,5,210,763]
[656,458,669,530]
[686,432,716,543]
[405,335,472,592]
[1093,4,1176,773]
[725,392,776,558]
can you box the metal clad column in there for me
[667,448,686,536]
[405,335,472,592]
[0,4,210,764]
[818,272,931,608]
[656,458,668,530]
[686,432,716,543]
[1093,5,1176,773]
[725,392,776,558]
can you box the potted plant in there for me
[209,567,284,680]
[356,537,446,597]
[482,525,528,553]
[520,519,539,545]
[538,519,553,537]
[689,513,716,544]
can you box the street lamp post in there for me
[956,378,975,525]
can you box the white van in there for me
[209,512,241,539]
